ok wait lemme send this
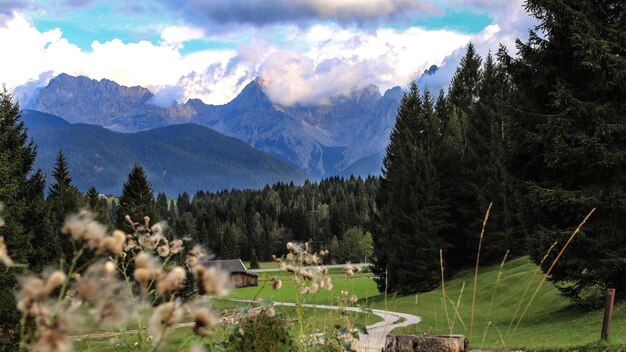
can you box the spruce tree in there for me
[437,44,484,270]
[506,0,626,305]
[373,83,443,294]
[47,149,83,261]
[85,186,112,227]
[116,164,158,232]
[156,192,169,221]
[0,89,54,349]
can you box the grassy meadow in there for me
[242,257,626,350]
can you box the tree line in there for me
[373,0,625,307]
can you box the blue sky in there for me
[0,0,535,106]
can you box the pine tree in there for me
[156,192,169,221]
[116,164,158,232]
[506,0,626,306]
[437,44,484,271]
[372,82,443,294]
[47,149,83,261]
[85,186,112,227]
[0,89,54,349]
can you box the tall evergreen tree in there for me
[372,82,443,294]
[437,44,484,270]
[506,0,626,305]
[0,89,55,349]
[116,164,158,232]
[85,186,112,227]
[47,149,83,261]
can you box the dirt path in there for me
[75,299,421,351]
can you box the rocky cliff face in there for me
[25,74,403,178]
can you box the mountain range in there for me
[24,74,404,179]
[22,109,306,196]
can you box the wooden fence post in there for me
[601,288,616,341]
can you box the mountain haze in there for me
[24,74,404,178]
[22,110,306,196]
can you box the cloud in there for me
[0,0,32,24]
[418,0,537,92]
[256,25,470,105]
[160,25,205,47]
[156,0,438,28]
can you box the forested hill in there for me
[22,109,306,195]
[158,176,379,264]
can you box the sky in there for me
[0,0,536,106]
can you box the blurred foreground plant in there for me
[7,211,368,352]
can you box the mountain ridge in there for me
[22,74,405,178]
[22,109,306,196]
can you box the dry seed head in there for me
[308,283,319,294]
[157,266,186,295]
[266,306,276,317]
[299,286,309,295]
[169,239,183,254]
[124,214,133,225]
[271,277,282,290]
[44,271,67,294]
[350,294,358,304]
[104,261,116,275]
[157,245,170,257]
[0,236,15,267]
[36,328,72,352]
[149,301,182,340]
[93,297,130,328]
[144,216,150,227]
[135,252,151,269]
[193,307,216,337]
[194,266,230,296]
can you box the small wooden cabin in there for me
[201,259,258,288]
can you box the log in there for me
[384,334,468,352]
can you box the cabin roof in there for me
[200,259,258,276]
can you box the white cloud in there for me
[3,1,535,108]
[258,25,470,105]
[160,25,205,47]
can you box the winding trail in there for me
[271,301,421,351]
[75,299,421,352]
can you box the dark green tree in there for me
[47,149,84,261]
[116,164,158,232]
[0,89,56,349]
[506,0,626,306]
[372,83,443,294]
[85,186,112,227]
[156,192,170,221]
[249,248,260,269]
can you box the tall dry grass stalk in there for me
[439,249,452,335]
[487,250,510,316]
[512,208,596,335]
[448,281,466,332]
[470,202,493,336]
[506,240,558,337]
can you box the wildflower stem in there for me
[54,247,84,315]
[470,202,492,337]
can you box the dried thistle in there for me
[157,266,186,295]
[193,265,230,296]
[149,301,182,341]
[192,307,216,337]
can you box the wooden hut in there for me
[201,259,258,288]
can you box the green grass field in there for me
[239,257,626,350]
[367,257,626,350]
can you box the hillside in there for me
[23,110,306,195]
[375,257,626,350]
